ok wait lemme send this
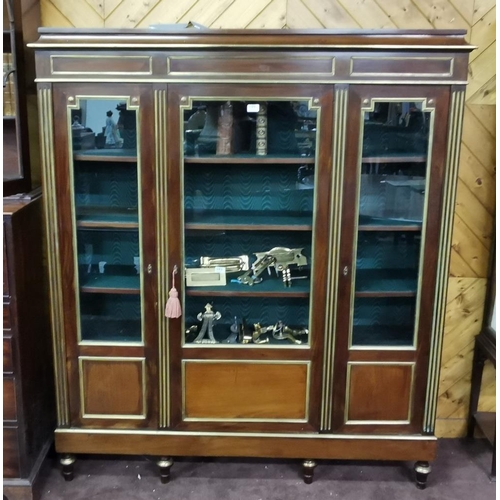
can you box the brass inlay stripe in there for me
[155,89,170,428]
[424,89,465,433]
[55,427,437,441]
[344,361,415,425]
[38,87,69,426]
[79,356,147,419]
[34,78,470,86]
[321,87,347,431]
[181,359,310,423]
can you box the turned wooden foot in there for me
[60,454,76,482]
[157,457,173,484]
[414,461,431,489]
[302,459,317,484]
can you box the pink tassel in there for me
[165,268,182,318]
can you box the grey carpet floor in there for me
[37,438,495,500]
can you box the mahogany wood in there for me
[3,377,17,421]
[82,359,144,417]
[347,364,412,422]
[184,362,308,420]
[32,28,472,485]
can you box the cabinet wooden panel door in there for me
[51,83,158,428]
[165,84,335,432]
[332,85,451,433]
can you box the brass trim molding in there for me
[38,86,70,426]
[321,86,348,431]
[34,78,470,86]
[348,97,436,352]
[79,356,147,420]
[55,427,437,441]
[155,89,170,428]
[181,359,311,423]
[423,89,466,434]
[344,361,416,425]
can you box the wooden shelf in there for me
[185,211,312,232]
[184,155,315,164]
[361,155,426,164]
[80,274,140,294]
[74,148,137,162]
[355,269,417,298]
[358,215,422,232]
[186,278,310,298]
[76,208,139,229]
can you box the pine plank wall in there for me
[38,0,496,438]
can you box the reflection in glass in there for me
[71,98,141,343]
[182,100,318,346]
[352,100,431,347]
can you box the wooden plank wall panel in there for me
[40,0,496,438]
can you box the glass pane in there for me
[183,99,317,346]
[352,100,431,348]
[70,98,142,343]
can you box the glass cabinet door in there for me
[69,97,143,344]
[351,98,433,348]
[180,98,320,347]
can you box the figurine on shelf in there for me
[192,303,222,344]
[72,115,85,129]
[104,110,123,148]
[223,316,240,344]
[272,321,308,345]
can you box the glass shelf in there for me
[184,154,315,164]
[358,215,422,232]
[74,148,137,162]
[185,210,312,231]
[186,277,310,298]
[76,207,139,229]
[355,270,417,297]
[80,274,140,294]
[361,155,426,164]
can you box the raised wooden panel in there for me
[168,53,335,77]
[346,363,413,423]
[3,377,17,421]
[80,357,146,418]
[350,56,454,77]
[3,336,13,374]
[3,427,20,478]
[50,54,153,75]
[184,361,309,421]
[3,303,11,330]
[3,234,9,297]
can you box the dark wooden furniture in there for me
[31,28,473,489]
[3,0,40,195]
[3,190,54,500]
[467,251,495,480]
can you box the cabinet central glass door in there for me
[182,99,318,346]
[70,98,143,344]
[351,99,433,348]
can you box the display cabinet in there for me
[31,28,473,488]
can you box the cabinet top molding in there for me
[30,28,474,51]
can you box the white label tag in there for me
[247,104,260,113]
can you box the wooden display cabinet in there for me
[31,28,473,488]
